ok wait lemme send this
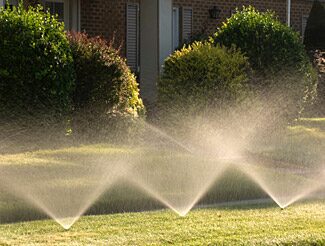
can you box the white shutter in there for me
[181,7,193,43]
[126,3,139,73]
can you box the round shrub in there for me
[0,4,75,118]
[158,41,250,119]
[214,6,307,71]
[214,6,318,122]
[67,32,144,140]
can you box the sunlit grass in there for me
[0,201,324,245]
[253,118,325,167]
[299,118,325,122]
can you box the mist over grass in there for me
[0,118,324,227]
[0,73,324,229]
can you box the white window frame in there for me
[43,0,69,29]
[172,7,180,50]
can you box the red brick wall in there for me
[79,0,314,56]
[24,0,315,55]
[80,0,139,56]
[173,0,313,37]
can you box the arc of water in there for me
[0,154,133,229]
[0,172,121,229]
[57,168,127,230]
[236,161,324,209]
[125,162,229,217]
[139,121,195,154]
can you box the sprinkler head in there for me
[62,224,72,230]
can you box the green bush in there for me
[304,0,325,50]
[158,42,250,119]
[214,6,307,71]
[0,4,75,118]
[67,32,145,139]
[214,6,318,121]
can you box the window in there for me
[1,0,18,9]
[45,1,65,22]
[43,0,70,29]
[172,7,180,50]
[126,3,140,73]
[43,0,80,31]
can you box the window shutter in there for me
[181,7,193,43]
[126,3,139,73]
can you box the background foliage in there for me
[304,0,325,50]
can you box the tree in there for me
[304,0,325,50]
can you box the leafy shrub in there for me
[214,6,318,121]
[67,32,145,139]
[158,42,250,120]
[0,4,75,118]
[214,6,307,71]
[304,0,325,50]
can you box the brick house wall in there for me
[21,0,321,103]
[173,0,313,39]
[80,0,140,56]
[24,0,316,56]
[79,0,314,56]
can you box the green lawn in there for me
[250,118,325,167]
[0,202,324,245]
[0,118,324,244]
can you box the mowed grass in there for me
[0,118,324,245]
[252,118,325,167]
[0,202,324,245]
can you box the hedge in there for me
[0,4,75,119]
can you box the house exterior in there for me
[1,0,320,105]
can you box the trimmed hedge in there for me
[214,6,307,71]
[214,6,318,121]
[158,42,250,118]
[0,4,75,118]
[67,32,145,140]
[68,32,144,117]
